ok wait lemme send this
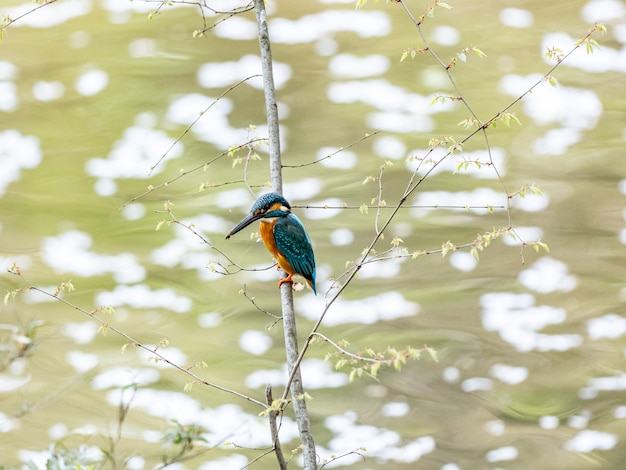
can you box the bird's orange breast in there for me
[259,219,295,275]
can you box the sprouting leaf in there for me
[441,240,455,258]
[359,203,369,215]
[430,95,444,106]
[425,346,439,362]
[391,237,404,247]
[457,52,467,62]
[535,240,550,253]
[438,1,453,9]
[471,47,487,58]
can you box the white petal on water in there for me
[66,350,99,373]
[500,74,603,127]
[245,359,348,389]
[501,226,543,246]
[239,330,273,355]
[106,388,299,448]
[330,228,354,246]
[0,130,42,195]
[382,402,410,417]
[329,53,390,79]
[442,366,460,383]
[373,135,407,160]
[579,372,626,400]
[412,188,508,217]
[121,202,146,221]
[0,375,30,393]
[480,292,583,352]
[581,0,626,23]
[614,406,626,419]
[42,231,146,283]
[48,423,68,440]
[297,291,419,326]
[358,257,403,279]
[461,377,493,392]
[0,61,18,80]
[322,412,435,464]
[539,415,560,429]
[565,430,618,452]
[85,122,184,182]
[406,147,506,179]
[486,446,518,462]
[75,69,109,96]
[431,25,461,46]
[302,198,342,220]
[5,0,92,28]
[485,419,506,436]
[198,55,291,90]
[269,10,391,44]
[137,345,187,369]
[198,455,249,470]
[317,146,357,169]
[213,16,258,41]
[499,8,534,28]
[95,284,192,313]
[449,251,477,272]
[62,322,98,345]
[125,456,145,470]
[567,411,591,429]
[91,367,160,390]
[197,312,222,328]
[489,363,528,385]
[32,81,65,101]
[518,257,577,293]
[587,314,626,340]
[284,178,323,202]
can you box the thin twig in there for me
[282,132,380,169]
[280,14,605,404]
[121,138,267,208]
[6,268,266,409]
[149,74,262,176]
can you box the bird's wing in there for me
[273,214,316,282]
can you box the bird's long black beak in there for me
[226,212,263,239]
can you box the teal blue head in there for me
[226,192,291,239]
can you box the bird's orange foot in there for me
[278,273,294,289]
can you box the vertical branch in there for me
[254,0,282,195]
[266,385,288,470]
[254,1,317,468]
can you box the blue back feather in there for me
[273,213,317,294]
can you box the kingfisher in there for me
[226,192,317,295]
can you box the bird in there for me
[226,192,317,295]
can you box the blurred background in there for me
[1,0,625,468]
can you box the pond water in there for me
[1,0,626,469]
